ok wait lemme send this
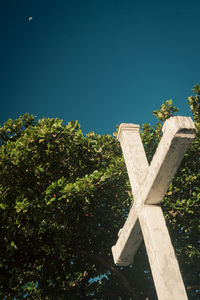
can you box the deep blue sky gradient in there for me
[1,0,200,134]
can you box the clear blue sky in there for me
[1,0,200,134]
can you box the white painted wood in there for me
[112,117,196,299]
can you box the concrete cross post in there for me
[112,116,196,300]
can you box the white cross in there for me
[112,117,196,300]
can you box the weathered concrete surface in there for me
[112,123,148,265]
[112,117,195,300]
[140,205,188,300]
[112,206,143,266]
[117,123,149,197]
[139,116,196,205]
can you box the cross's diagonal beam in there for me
[112,117,195,300]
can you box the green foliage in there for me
[153,99,179,122]
[141,122,162,163]
[0,114,131,299]
[0,86,199,299]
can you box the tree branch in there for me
[80,250,140,300]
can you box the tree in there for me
[0,85,199,299]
